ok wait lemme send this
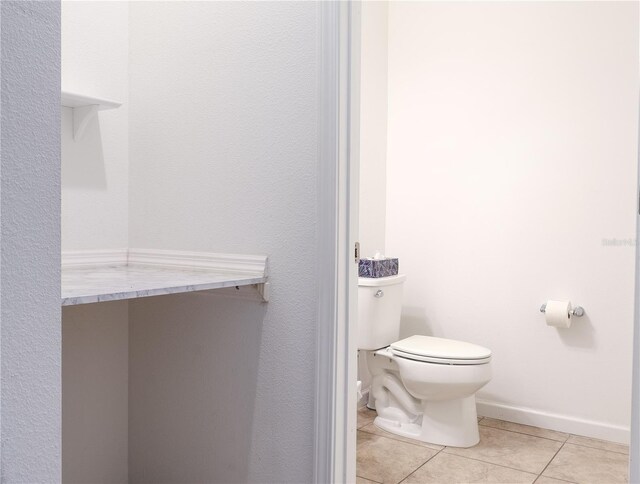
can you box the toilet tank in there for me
[358,274,406,350]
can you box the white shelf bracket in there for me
[72,104,99,141]
[257,282,270,302]
[61,91,122,141]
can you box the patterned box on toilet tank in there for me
[358,256,399,278]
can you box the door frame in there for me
[315,2,640,482]
[631,87,640,482]
[628,9,639,480]
[314,1,360,483]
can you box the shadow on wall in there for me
[556,313,596,349]
[399,306,441,339]
[128,292,267,483]
[61,106,107,189]
[62,301,130,483]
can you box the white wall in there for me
[384,1,638,442]
[127,2,318,481]
[0,1,61,480]
[61,3,130,481]
[61,0,129,250]
[358,1,390,403]
[359,1,388,259]
[62,302,129,483]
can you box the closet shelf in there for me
[61,90,122,140]
[61,90,122,110]
[61,249,269,306]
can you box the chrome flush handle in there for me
[374,290,384,298]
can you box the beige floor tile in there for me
[543,443,628,484]
[358,407,377,429]
[534,476,576,484]
[566,434,629,455]
[357,431,437,484]
[360,423,444,451]
[402,452,537,484]
[444,426,562,474]
[480,418,569,442]
[357,477,381,484]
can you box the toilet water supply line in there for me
[372,373,422,419]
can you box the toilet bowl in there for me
[368,336,491,447]
[358,275,492,447]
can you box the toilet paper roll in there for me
[545,300,572,328]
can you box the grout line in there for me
[534,474,578,484]
[478,421,569,444]
[360,419,560,476]
[479,419,629,455]
[398,446,447,484]
[356,411,376,430]
[562,439,629,456]
[440,450,547,476]
[536,440,566,482]
[358,413,619,483]
[355,474,383,484]
[358,426,443,452]
[358,414,625,484]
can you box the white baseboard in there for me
[61,248,128,268]
[128,248,268,276]
[476,399,630,444]
[62,248,268,277]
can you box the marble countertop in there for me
[62,264,267,306]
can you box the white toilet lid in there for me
[390,335,491,365]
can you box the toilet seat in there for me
[390,335,491,366]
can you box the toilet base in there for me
[374,395,480,448]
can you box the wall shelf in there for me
[62,249,269,306]
[61,90,122,140]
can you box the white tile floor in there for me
[357,407,629,484]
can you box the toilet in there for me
[359,274,492,448]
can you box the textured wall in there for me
[0,1,61,480]
[385,2,638,441]
[127,2,318,482]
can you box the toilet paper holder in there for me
[539,303,584,317]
